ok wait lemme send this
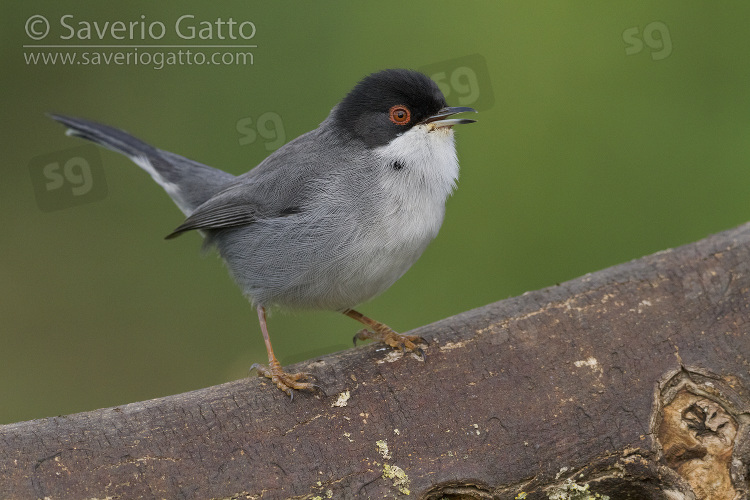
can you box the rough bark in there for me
[2,223,750,499]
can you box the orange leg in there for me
[250,306,317,397]
[343,309,426,359]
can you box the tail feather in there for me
[49,114,235,215]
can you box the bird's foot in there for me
[251,360,321,399]
[353,327,427,360]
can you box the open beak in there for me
[421,106,477,128]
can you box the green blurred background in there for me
[2,2,749,424]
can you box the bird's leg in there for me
[343,309,426,358]
[250,305,317,397]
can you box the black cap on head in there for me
[332,69,448,148]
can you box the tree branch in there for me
[3,224,750,499]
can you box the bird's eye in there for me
[389,105,411,125]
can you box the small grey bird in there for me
[50,69,476,396]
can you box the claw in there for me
[250,362,319,398]
[290,382,327,400]
[352,327,427,359]
[342,309,427,362]
[310,383,327,397]
[353,328,370,347]
[415,346,426,361]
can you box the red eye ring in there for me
[389,105,411,125]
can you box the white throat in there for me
[371,124,460,249]
[374,124,459,206]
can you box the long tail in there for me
[49,114,235,215]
